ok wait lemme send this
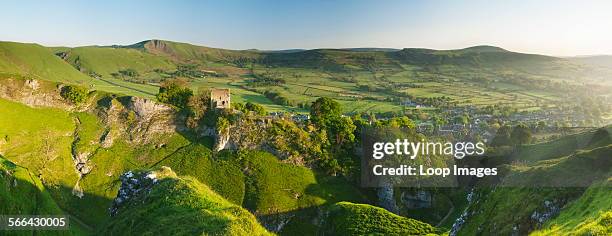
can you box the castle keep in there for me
[210,88,230,109]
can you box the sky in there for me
[1,0,611,56]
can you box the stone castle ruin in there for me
[210,88,230,109]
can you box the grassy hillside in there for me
[101,167,271,235]
[0,41,92,85]
[456,127,612,235]
[531,179,612,235]
[34,39,606,113]
[156,147,366,212]
[0,41,161,98]
[0,98,77,190]
[321,202,439,235]
[0,156,87,235]
[62,46,175,80]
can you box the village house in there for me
[210,88,230,109]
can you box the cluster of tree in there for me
[480,105,518,117]
[118,68,139,77]
[172,64,228,78]
[490,123,532,146]
[155,80,246,129]
[410,96,453,107]
[263,91,292,106]
[310,97,357,176]
[233,102,266,116]
[60,85,89,104]
[250,73,286,86]
[308,97,423,177]
[156,79,194,110]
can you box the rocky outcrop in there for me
[70,117,94,198]
[450,189,476,236]
[110,169,165,216]
[377,182,399,214]
[125,97,180,143]
[214,126,231,151]
[401,190,432,209]
[99,129,114,148]
[0,78,71,109]
[530,200,561,227]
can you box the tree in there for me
[491,125,512,146]
[245,102,266,116]
[330,116,356,145]
[156,79,193,110]
[310,97,342,128]
[453,115,469,125]
[309,97,358,176]
[60,85,88,104]
[387,116,416,130]
[511,124,532,145]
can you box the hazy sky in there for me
[1,0,611,56]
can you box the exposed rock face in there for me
[25,79,39,90]
[530,200,561,226]
[213,126,231,151]
[0,78,70,109]
[143,40,176,58]
[129,97,171,120]
[401,190,432,209]
[258,212,295,233]
[125,97,180,143]
[99,129,114,148]
[450,189,476,236]
[70,117,94,198]
[377,182,399,214]
[110,169,164,216]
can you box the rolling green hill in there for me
[0,156,87,235]
[321,202,439,235]
[2,39,606,114]
[101,167,271,235]
[0,41,92,85]
[60,46,175,80]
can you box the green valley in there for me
[0,39,610,236]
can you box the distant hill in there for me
[0,41,92,85]
[1,39,608,113]
[569,55,612,69]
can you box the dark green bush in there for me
[60,85,89,104]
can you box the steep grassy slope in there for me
[61,46,175,79]
[392,46,581,78]
[156,146,367,234]
[0,41,161,98]
[0,41,92,85]
[101,167,271,235]
[531,179,612,235]
[456,128,612,235]
[138,39,259,63]
[0,156,87,235]
[0,98,77,189]
[321,202,439,235]
[511,126,612,163]
[0,93,191,227]
[0,156,60,214]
